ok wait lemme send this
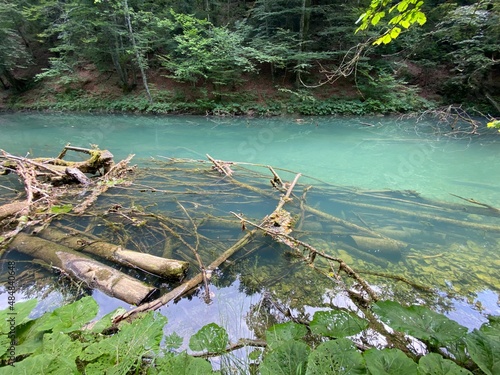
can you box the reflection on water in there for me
[0,113,499,341]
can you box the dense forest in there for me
[0,0,499,116]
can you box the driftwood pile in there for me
[0,145,188,305]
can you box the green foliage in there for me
[418,353,473,375]
[306,338,366,375]
[373,300,468,347]
[364,348,418,375]
[188,323,228,354]
[1,299,500,374]
[309,310,368,338]
[356,0,427,45]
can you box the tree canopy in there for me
[0,0,498,115]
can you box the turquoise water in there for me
[1,113,499,346]
[1,113,498,203]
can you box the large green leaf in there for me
[82,311,167,373]
[0,299,37,333]
[373,301,467,346]
[306,338,367,375]
[464,326,500,375]
[364,348,417,375]
[154,351,215,375]
[35,296,98,333]
[260,340,310,375]
[310,310,368,338]
[189,323,228,354]
[266,321,308,350]
[417,353,472,374]
[0,353,78,375]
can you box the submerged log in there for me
[38,227,189,279]
[9,233,157,305]
[0,201,29,221]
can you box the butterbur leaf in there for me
[189,323,228,354]
[306,338,367,375]
[0,354,73,375]
[465,328,500,375]
[266,321,307,349]
[164,332,183,350]
[310,310,368,338]
[35,296,98,333]
[364,348,417,375]
[418,353,472,374]
[155,351,214,374]
[373,300,467,346]
[0,299,37,333]
[260,340,310,375]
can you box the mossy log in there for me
[38,227,189,279]
[9,233,157,305]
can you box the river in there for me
[0,112,499,348]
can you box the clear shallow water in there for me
[1,113,499,343]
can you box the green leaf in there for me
[35,296,98,333]
[266,321,308,349]
[417,353,472,374]
[415,11,427,26]
[371,12,385,26]
[164,332,183,350]
[310,310,368,338]
[189,323,228,354]
[0,354,66,375]
[373,301,467,346]
[465,328,500,375]
[364,348,417,375]
[390,27,402,39]
[0,299,37,333]
[306,338,367,375]
[397,1,410,12]
[154,351,214,374]
[50,204,73,214]
[260,340,310,375]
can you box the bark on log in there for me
[0,201,29,221]
[38,227,189,279]
[9,233,157,305]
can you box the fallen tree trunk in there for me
[38,227,189,279]
[9,233,157,305]
[113,229,257,323]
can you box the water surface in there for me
[1,113,499,347]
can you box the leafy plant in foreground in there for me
[1,298,498,374]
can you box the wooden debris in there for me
[9,233,157,305]
[38,227,189,279]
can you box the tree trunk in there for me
[9,233,157,305]
[38,227,189,279]
[123,0,153,104]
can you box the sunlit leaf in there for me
[310,310,368,338]
[189,323,228,354]
[364,348,417,375]
[50,204,73,214]
[0,299,37,333]
[35,296,98,333]
[306,338,367,375]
